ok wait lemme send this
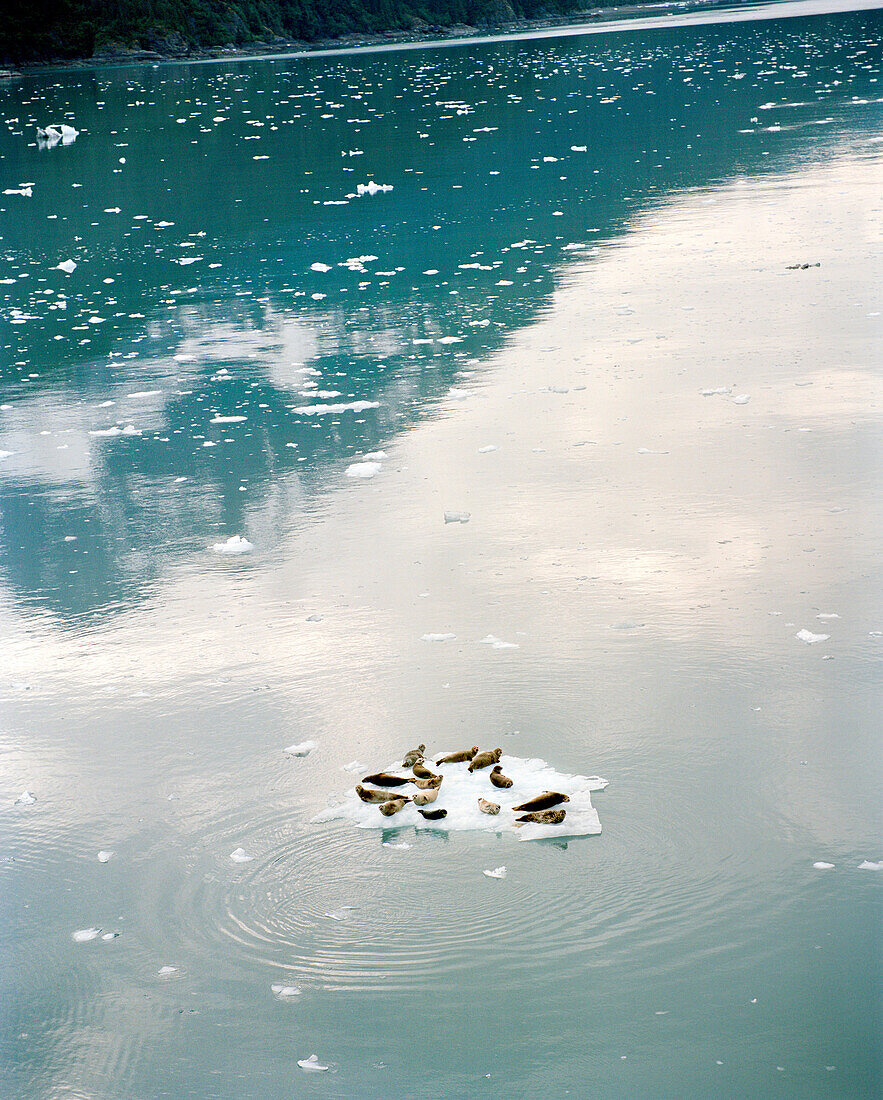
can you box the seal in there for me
[379,798,410,816]
[435,746,478,766]
[489,765,513,789]
[413,788,439,806]
[402,744,426,768]
[412,761,439,780]
[515,808,566,825]
[417,806,447,820]
[512,791,570,812]
[409,775,443,789]
[362,772,411,787]
[357,785,404,804]
[477,798,500,815]
[467,748,502,772]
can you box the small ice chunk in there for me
[101,932,119,941]
[293,401,379,415]
[363,451,388,461]
[383,841,412,850]
[346,461,381,478]
[422,633,456,641]
[483,866,507,879]
[213,536,254,554]
[813,861,835,870]
[325,907,355,921]
[284,741,316,757]
[342,760,366,772]
[444,511,471,524]
[478,445,498,453]
[305,614,322,622]
[210,415,247,424]
[271,983,302,998]
[97,850,114,863]
[157,965,178,977]
[700,387,731,396]
[15,790,37,805]
[858,860,882,871]
[796,630,829,644]
[816,613,839,620]
[310,262,332,273]
[356,181,393,195]
[479,634,519,649]
[230,848,254,863]
[56,259,77,274]
[72,927,102,943]
[297,1055,329,1072]
[733,394,751,405]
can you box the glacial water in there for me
[0,3,881,1096]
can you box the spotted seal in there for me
[402,744,426,768]
[379,798,410,816]
[417,806,447,821]
[512,791,570,812]
[477,798,500,815]
[515,808,566,825]
[435,746,478,766]
[467,748,502,772]
[362,772,411,787]
[489,765,513,789]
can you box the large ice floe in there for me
[314,753,608,842]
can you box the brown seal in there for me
[417,806,447,820]
[402,744,426,768]
[515,808,566,825]
[412,789,439,806]
[512,792,570,812]
[357,785,406,804]
[467,748,502,773]
[489,765,513,789]
[435,746,478,766]
[412,761,439,780]
[477,798,500,815]
[362,772,411,787]
[379,798,410,816]
[409,775,443,789]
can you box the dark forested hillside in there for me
[0,0,631,64]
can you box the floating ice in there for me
[213,536,253,554]
[858,860,882,871]
[271,983,301,998]
[297,1055,329,1072]
[356,181,393,195]
[478,445,498,453]
[383,841,412,850]
[284,741,316,757]
[422,633,456,642]
[813,862,835,870]
[342,760,366,773]
[310,262,332,273]
[483,866,507,878]
[89,425,141,437]
[4,186,33,197]
[101,932,119,941]
[230,848,253,863]
[0,450,13,460]
[479,634,519,650]
[56,259,77,274]
[293,401,379,415]
[97,850,114,863]
[15,790,36,805]
[210,415,247,424]
[700,387,731,396]
[637,448,669,455]
[733,394,751,405]
[315,753,607,842]
[796,630,829,644]
[817,613,839,620]
[157,965,178,977]
[38,124,78,147]
[346,461,381,478]
[72,927,101,943]
[444,512,471,524]
[363,451,388,461]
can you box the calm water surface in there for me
[0,5,881,1097]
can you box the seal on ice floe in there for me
[362,772,411,787]
[357,785,406,804]
[413,788,439,806]
[478,798,500,815]
[412,761,439,780]
[489,765,513,789]
[379,798,410,816]
[402,744,425,767]
[515,808,566,825]
[410,775,443,790]
[436,746,478,765]
[512,792,570,812]
[468,748,502,772]
[417,806,447,820]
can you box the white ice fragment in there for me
[0,450,13,460]
[72,927,102,943]
[813,862,835,870]
[356,181,393,195]
[796,630,829,644]
[210,415,247,424]
[816,613,839,620]
[230,848,254,863]
[293,401,379,415]
[213,535,254,554]
[858,860,882,871]
[56,259,77,274]
[157,965,178,977]
[346,461,381,478]
[483,866,507,879]
[479,634,519,650]
[4,186,33,197]
[297,1055,329,1072]
[128,390,162,399]
[271,983,301,998]
[88,425,141,437]
[310,262,332,273]
[444,511,471,524]
[362,451,387,461]
[733,394,751,405]
[284,741,316,757]
[101,932,119,941]
[637,448,669,455]
[571,145,587,152]
[422,633,456,642]
[325,907,355,921]
[383,841,412,850]
[478,445,497,453]
[15,790,37,805]
[700,387,731,396]
[97,850,114,863]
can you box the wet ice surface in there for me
[315,754,607,841]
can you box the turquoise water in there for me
[1,5,881,1097]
